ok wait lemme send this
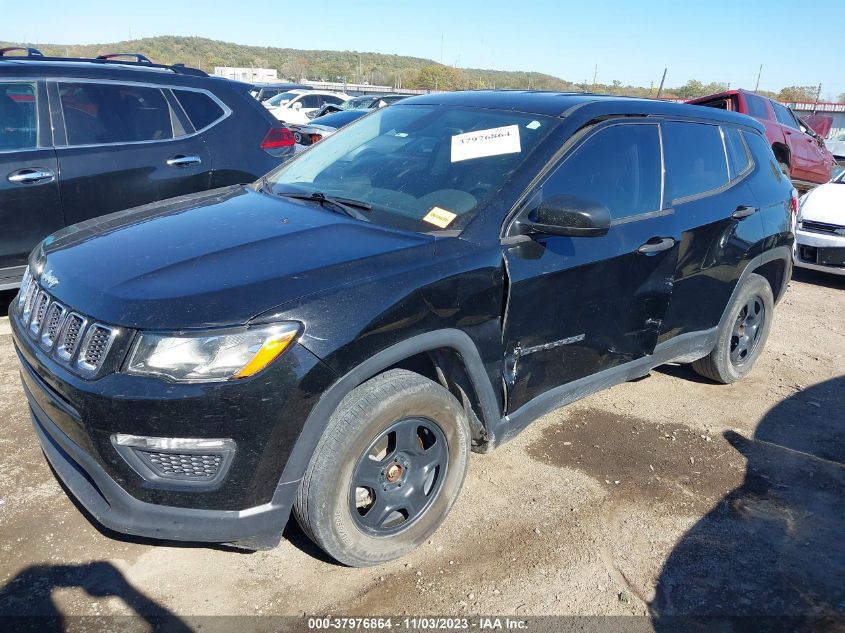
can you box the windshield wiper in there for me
[276,190,372,221]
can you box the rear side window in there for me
[772,102,800,130]
[59,82,178,145]
[744,94,770,120]
[543,123,662,219]
[0,82,38,150]
[724,127,751,178]
[663,121,728,202]
[173,89,225,130]
[742,130,782,180]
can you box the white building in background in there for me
[213,67,278,82]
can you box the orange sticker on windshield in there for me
[423,207,457,229]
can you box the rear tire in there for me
[294,369,470,567]
[778,161,790,177]
[692,273,774,384]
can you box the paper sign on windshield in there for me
[423,207,457,228]
[451,125,521,163]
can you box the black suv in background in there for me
[0,48,296,289]
[11,91,794,567]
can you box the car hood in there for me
[35,186,437,330]
[800,182,845,225]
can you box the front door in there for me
[51,79,212,226]
[0,79,63,283]
[502,121,678,412]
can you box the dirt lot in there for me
[0,270,842,628]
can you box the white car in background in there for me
[794,169,845,276]
[263,89,350,124]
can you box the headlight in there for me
[126,322,300,382]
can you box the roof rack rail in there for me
[96,53,153,64]
[0,49,207,77]
[0,46,44,57]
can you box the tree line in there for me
[7,36,842,103]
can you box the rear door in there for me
[502,120,678,412]
[657,121,765,341]
[52,79,213,226]
[0,79,62,282]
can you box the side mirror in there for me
[519,195,611,237]
[292,101,302,110]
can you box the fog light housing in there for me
[112,434,236,491]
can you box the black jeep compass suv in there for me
[10,91,795,566]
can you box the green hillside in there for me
[1,35,785,100]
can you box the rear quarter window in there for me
[723,127,752,179]
[663,121,728,202]
[173,89,225,130]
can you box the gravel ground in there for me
[0,269,842,628]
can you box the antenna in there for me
[656,68,667,99]
[754,64,763,92]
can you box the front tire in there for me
[294,369,470,567]
[692,273,774,384]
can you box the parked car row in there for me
[0,48,296,289]
[687,89,834,192]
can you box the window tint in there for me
[60,82,176,145]
[744,94,770,120]
[543,123,662,219]
[663,121,728,202]
[299,95,322,108]
[772,102,800,130]
[724,127,751,178]
[742,130,781,179]
[173,89,224,130]
[0,82,38,150]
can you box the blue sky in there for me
[3,0,844,98]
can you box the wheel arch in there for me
[271,329,502,505]
[718,246,793,333]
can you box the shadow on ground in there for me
[0,561,191,631]
[650,375,845,631]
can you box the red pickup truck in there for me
[687,89,833,190]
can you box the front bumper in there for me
[11,307,337,548]
[25,376,294,548]
[794,227,845,275]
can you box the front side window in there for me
[540,123,662,220]
[265,104,558,232]
[0,82,38,150]
[59,82,178,145]
[266,91,300,107]
[663,121,728,202]
[772,102,800,130]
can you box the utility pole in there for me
[814,83,822,113]
[754,64,763,92]
[440,34,444,64]
[593,64,598,90]
[656,68,667,99]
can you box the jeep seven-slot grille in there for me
[16,273,117,376]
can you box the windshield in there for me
[266,91,301,107]
[264,104,557,232]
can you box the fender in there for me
[268,328,502,508]
[717,245,792,333]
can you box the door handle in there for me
[732,205,758,219]
[7,168,55,185]
[637,237,675,254]
[166,154,202,167]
